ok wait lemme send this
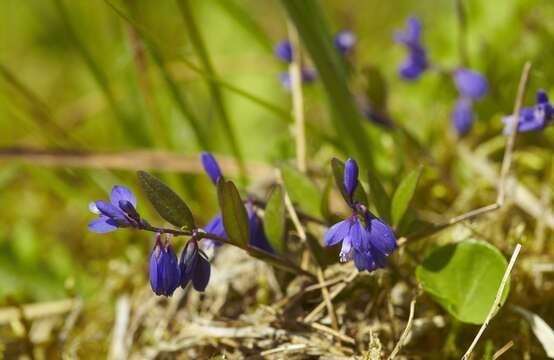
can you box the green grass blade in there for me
[279,0,374,171]
[176,0,246,180]
[53,0,150,147]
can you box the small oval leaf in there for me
[264,185,286,255]
[416,240,510,324]
[137,171,195,229]
[391,166,422,227]
[281,165,322,218]
[217,178,249,246]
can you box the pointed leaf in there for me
[137,171,195,229]
[216,178,249,246]
[330,158,367,206]
[264,185,286,255]
[281,165,321,218]
[391,166,423,227]
[367,170,391,223]
[416,240,509,324]
[364,65,388,112]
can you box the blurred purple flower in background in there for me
[334,30,357,55]
[450,69,488,136]
[179,239,211,292]
[88,185,140,233]
[274,40,293,64]
[453,69,488,100]
[278,68,317,90]
[503,90,553,134]
[150,233,181,297]
[452,98,474,136]
[395,17,428,80]
[324,158,397,272]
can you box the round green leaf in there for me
[416,239,510,324]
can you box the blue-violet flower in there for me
[150,233,181,297]
[503,90,553,134]
[394,17,428,80]
[179,240,211,292]
[324,158,397,272]
[453,69,488,100]
[452,98,474,136]
[334,30,356,55]
[88,185,140,233]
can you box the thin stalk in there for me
[176,0,246,181]
[455,0,469,67]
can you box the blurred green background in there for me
[0,0,553,302]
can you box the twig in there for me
[461,243,522,360]
[0,147,273,178]
[260,344,308,356]
[58,298,83,349]
[309,322,356,345]
[404,62,533,243]
[304,270,358,323]
[497,61,532,205]
[388,294,418,360]
[0,299,77,325]
[492,340,514,359]
[108,295,131,360]
[287,21,307,173]
[317,268,340,331]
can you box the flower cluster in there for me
[394,17,489,136]
[200,152,274,254]
[324,159,397,272]
[89,185,212,297]
[502,90,553,134]
[274,30,356,89]
[394,17,428,80]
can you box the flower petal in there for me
[88,201,100,214]
[343,158,359,202]
[88,216,118,233]
[160,245,180,296]
[96,201,127,222]
[339,237,353,262]
[536,90,549,105]
[204,213,227,240]
[274,40,293,63]
[452,98,474,136]
[334,30,356,54]
[367,217,397,256]
[324,219,352,247]
[192,254,211,292]
[453,69,488,100]
[200,152,223,185]
[110,185,137,208]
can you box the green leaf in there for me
[391,166,422,227]
[216,178,249,246]
[416,240,510,324]
[137,171,195,229]
[279,0,374,172]
[363,65,388,113]
[330,158,367,206]
[281,165,322,218]
[367,170,391,223]
[320,176,333,221]
[264,185,286,255]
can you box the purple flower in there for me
[149,233,181,297]
[274,40,293,64]
[324,213,396,272]
[279,68,317,90]
[343,158,358,203]
[395,17,428,80]
[201,152,223,185]
[179,240,211,292]
[246,201,274,254]
[324,158,397,272]
[452,98,474,136]
[334,30,356,55]
[453,69,488,100]
[503,90,554,134]
[88,185,140,233]
[202,213,226,249]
